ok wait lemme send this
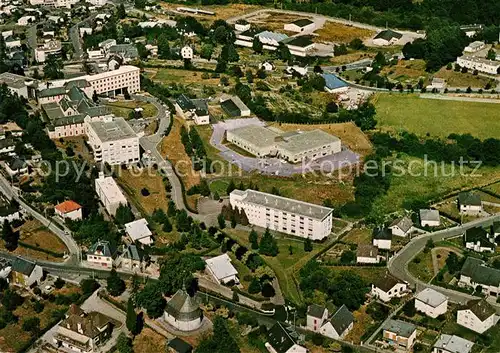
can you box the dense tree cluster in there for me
[196,316,240,353]
[180,126,212,172]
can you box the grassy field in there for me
[105,100,157,119]
[434,67,492,88]
[408,250,434,283]
[2,220,69,262]
[483,182,500,196]
[133,328,166,353]
[54,136,93,162]
[246,12,311,33]
[315,21,375,43]
[370,155,500,218]
[149,68,220,86]
[329,51,376,65]
[342,227,372,245]
[373,93,500,139]
[381,59,428,84]
[224,227,329,304]
[159,3,261,23]
[269,121,373,156]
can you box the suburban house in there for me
[266,322,307,353]
[285,65,308,77]
[356,244,381,264]
[460,24,484,37]
[456,299,498,334]
[174,94,210,125]
[319,305,354,340]
[284,19,316,33]
[167,337,193,353]
[464,227,495,253]
[54,200,83,221]
[382,319,417,350]
[220,95,251,117]
[464,41,485,53]
[389,216,413,237]
[458,55,500,74]
[10,257,43,287]
[459,257,500,297]
[86,240,117,269]
[433,334,474,353]
[259,61,275,72]
[420,209,440,227]
[458,192,483,215]
[3,157,28,176]
[414,288,448,318]
[256,31,288,51]
[306,304,328,332]
[95,173,128,217]
[119,244,145,272]
[372,228,392,250]
[371,273,409,302]
[205,253,239,284]
[164,288,203,331]
[124,218,153,246]
[180,46,193,60]
[321,73,349,93]
[373,29,403,46]
[53,304,115,353]
[230,189,334,240]
[283,35,316,57]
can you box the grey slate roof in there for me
[267,322,296,353]
[373,273,403,292]
[176,94,195,111]
[283,35,314,48]
[434,334,473,353]
[165,289,202,321]
[167,337,193,353]
[383,319,416,338]
[11,257,36,276]
[390,216,413,233]
[460,257,500,287]
[307,304,326,319]
[373,227,392,240]
[419,209,440,223]
[88,240,117,258]
[122,244,143,261]
[109,44,139,59]
[330,304,354,336]
[458,192,482,206]
[460,299,496,321]
[374,29,403,41]
[464,226,494,248]
[291,19,314,27]
[38,86,66,98]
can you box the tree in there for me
[349,38,365,50]
[248,277,261,294]
[175,209,191,232]
[107,269,126,297]
[261,282,275,297]
[277,43,291,62]
[259,228,278,256]
[486,48,496,60]
[326,101,339,113]
[80,278,99,295]
[115,204,134,225]
[235,83,252,104]
[162,217,173,232]
[245,69,254,84]
[220,44,239,63]
[329,271,368,310]
[134,0,146,9]
[54,277,65,289]
[137,43,149,59]
[2,220,18,251]
[340,250,355,264]
[22,317,40,333]
[200,43,214,60]
[218,213,226,229]
[249,229,259,249]
[0,278,8,293]
[304,237,313,252]
[252,37,263,53]
[2,289,23,310]
[126,298,139,335]
[81,59,93,74]
[135,283,166,318]
[334,44,348,56]
[43,54,64,79]
[117,4,126,19]
[230,213,237,228]
[196,316,240,353]
[424,238,435,252]
[226,180,236,194]
[92,90,99,103]
[157,33,171,59]
[215,58,227,73]
[445,252,461,274]
[167,200,177,217]
[232,290,239,302]
[116,333,133,353]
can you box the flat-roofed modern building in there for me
[0,72,35,99]
[95,173,128,216]
[226,125,341,163]
[230,189,333,240]
[457,55,500,75]
[86,116,139,165]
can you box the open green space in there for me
[373,93,500,139]
[105,100,157,119]
[408,250,434,283]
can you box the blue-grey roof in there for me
[256,31,288,42]
[322,74,348,90]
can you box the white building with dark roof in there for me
[459,257,500,297]
[457,55,500,75]
[164,288,203,331]
[284,19,315,33]
[414,288,448,318]
[174,94,209,125]
[266,322,307,353]
[457,299,498,334]
[383,319,417,350]
[10,257,43,287]
[373,29,403,46]
[86,240,117,269]
[356,244,381,264]
[419,209,440,227]
[306,304,328,332]
[319,305,354,340]
[205,253,238,284]
[0,72,33,99]
[230,189,333,240]
[389,216,414,237]
[371,273,408,302]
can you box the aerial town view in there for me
[0,0,499,352]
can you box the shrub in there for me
[141,188,150,196]
[261,282,275,297]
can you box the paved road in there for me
[0,174,81,263]
[69,15,95,59]
[388,214,500,304]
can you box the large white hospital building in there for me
[230,189,333,240]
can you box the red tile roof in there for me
[55,200,82,214]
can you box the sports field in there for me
[373,93,500,139]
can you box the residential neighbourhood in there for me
[0,0,498,352]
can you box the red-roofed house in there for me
[55,200,83,221]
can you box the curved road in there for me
[388,214,500,305]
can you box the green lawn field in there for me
[373,93,500,139]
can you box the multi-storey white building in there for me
[457,55,500,75]
[464,41,485,53]
[414,288,448,318]
[86,116,139,165]
[230,189,333,240]
[95,173,128,216]
[457,299,498,334]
